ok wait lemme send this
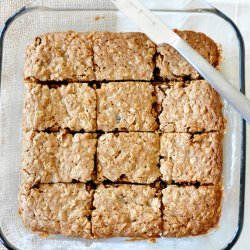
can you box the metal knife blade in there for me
[111,0,250,123]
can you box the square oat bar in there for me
[160,132,223,184]
[156,30,221,80]
[22,131,96,184]
[93,32,156,81]
[19,183,93,238]
[92,185,162,238]
[162,185,222,237]
[97,132,160,184]
[97,82,158,131]
[23,82,96,132]
[24,32,95,81]
[156,80,225,133]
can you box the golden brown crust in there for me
[20,30,225,239]
[97,132,160,184]
[156,30,221,80]
[156,80,225,132]
[97,82,158,131]
[93,32,156,81]
[92,185,162,238]
[24,31,221,82]
[22,82,96,132]
[22,131,96,185]
[18,183,93,238]
[24,32,95,81]
[162,185,222,237]
[160,132,223,184]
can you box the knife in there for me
[111,0,250,123]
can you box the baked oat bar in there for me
[24,32,95,81]
[93,32,156,81]
[97,132,160,184]
[156,30,221,80]
[22,82,96,132]
[22,131,96,184]
[19,183,93,238]
[162,185,222,237]
[160,132,223,184]
[97,82,158,131]
[92,185,162,238]
[156,80,225,132]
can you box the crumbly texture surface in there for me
[19,183,93,238]
[93,32,156,81]
[162,185,222,237]
[22,131,96,184]
[160,132,223,184]
[24,32,95,81]
[97,133,160,183]
[156,80,225,132]
[156,30,221,80]
[22,82,96,132]
[97,82,158,131]
[20,30,225,239]
[92,185,162,238]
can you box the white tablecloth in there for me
[0,0,249,249]
[209,1,250,250]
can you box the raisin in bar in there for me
[93,32,156,81]
[19,183,93,238]
[160,132,223,184]
[22,131,96,185]
[156,30,221,80]
[156,80,225,133]
[162,185,222,237]
[92,185,162,238]
[22,82,96,132]
[24,32,95,81]
[97,132,160,184]
[97,82,158,131]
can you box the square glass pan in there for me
[0,0,246,249]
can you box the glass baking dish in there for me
[0,0,246,249]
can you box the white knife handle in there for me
[173,38,250,123]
